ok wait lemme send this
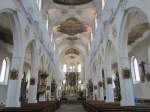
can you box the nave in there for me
[56,104,87,112]
[1,0,150,112]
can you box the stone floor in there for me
[56,104,87,112]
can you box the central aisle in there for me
[56,104,87,112]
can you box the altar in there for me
[66,94,78,101]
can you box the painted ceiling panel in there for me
[53,0,93,5]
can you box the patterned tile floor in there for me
[56,104,87,112]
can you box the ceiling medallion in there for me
[65,48,80,55]
[57,17,87,35]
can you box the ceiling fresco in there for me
[53,0,93,5]
[65,48,80,55]
[0,26,13,45]
[57,17,87,35]
[128,23,149,45]
[66,36,78,41]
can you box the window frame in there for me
[131,56,140,84]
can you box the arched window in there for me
[54,42,56,51]
[26,70,31,90]
[0,58,9,84]
[46,14,49,30]
[36,0,42,11]
[51,32,53,43]
[102,0,106,10]
[78,64,81,72]
[90,32,93,42]
[112,71,116,89]
[131,56,140,83]
[95,14,98,30]
[63,64,67,73]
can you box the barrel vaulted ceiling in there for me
[42,0,101,64]
[53,0,93,5]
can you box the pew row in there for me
[83,100,150,112]
[0,101,60,112]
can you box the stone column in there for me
[28,48,39,103]
[92,85,95,100]
[46,75,51,101]
[98,63,104,101]
[6,56,24,107]
[85,82,88,100]
[56,83,59,99]
[92,63,97,100]
[118,57,135,106]
[46,86,51,101]
[104,55,114,102]
[105,77,114,102]
[98,81,104,101]
[28,75,38,103]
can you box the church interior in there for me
[0,0,150,112]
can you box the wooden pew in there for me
[83,100,150,112]
[0,101,60,112]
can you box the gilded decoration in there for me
[37,71,49,95]
[39,71,49,79]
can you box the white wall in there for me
[129,34,150,99]
[0,85,7,105]
[134,82,150,99]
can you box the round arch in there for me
[0,9,23,58]
[118,7,149,57]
